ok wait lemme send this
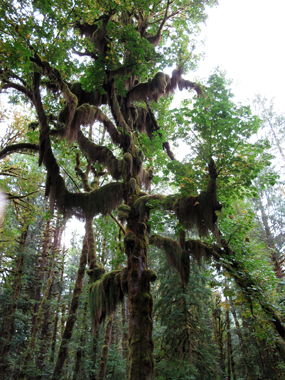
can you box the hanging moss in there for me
[122,153,133,181]
[181,251,190,285]
[184,238,212,265]
[129,177,138,194]
[118,204,131,221]
[165,68,202,97]
[120,267,128,294]
[171,190,221,236]
[89,270,125,334]
[149,234,189,286]
[87,265,106,284]
[127,72,170,104]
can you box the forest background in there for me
[1,0,285,380]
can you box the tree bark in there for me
[98,314,114,380]
[125,217,154,380]
[52,232,88,380]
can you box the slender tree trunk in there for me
[50,255,65,362]
[17,276,53,379]
[31,217,51,332]
[122,299,130,380]
[258,198,284,278]
[52,232,88,380]
[226,307,235,380]
[35,289,53,379]
[0,223,29,377]
[212,311,225,379]
[72,299,89,380]
[98,314,114,380]
[231,303,255,380]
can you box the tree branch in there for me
[0,143,39,160]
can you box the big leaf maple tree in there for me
[0,1,282,379]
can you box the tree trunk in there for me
[226,307,236,380]
[0,223,29,378]
[31,217,51,333]
[231,303,255,380]
[125,216,154,380]
[72,299,89,380]
[17,276,53,379]
[52,231,88,380]
[98,314,114,380]
[122,299,130,380]
[50,254,65,362]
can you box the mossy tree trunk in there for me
[125,211,154,380]
[52,231,88,380]
[98,314,114,380]
[122,299,130,379]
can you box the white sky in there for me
[195,0,285,111]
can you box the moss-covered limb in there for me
[108,81,133,152]
[17,276,53,380]
[127,72,170,105]
[34,77,124,217]
[77,130,123,180]
[165,68,202,97]
[98,314,114,380]
[185,238,285,341]
[66,103,124,144]
[89,270,126,334]
[132,184,221,237]
[65,182,124,219]
[75,153,93,192]
[52,234,88,380]
[126,69,202,106]
[133,194,166,220]
[0,143,39,160]
[149,234,189,286]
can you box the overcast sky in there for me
[195,0,285,111]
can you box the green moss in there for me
[149,234,190,286]
[118,204,131,220]
[89,270,125,334]
[173,191,221,236]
